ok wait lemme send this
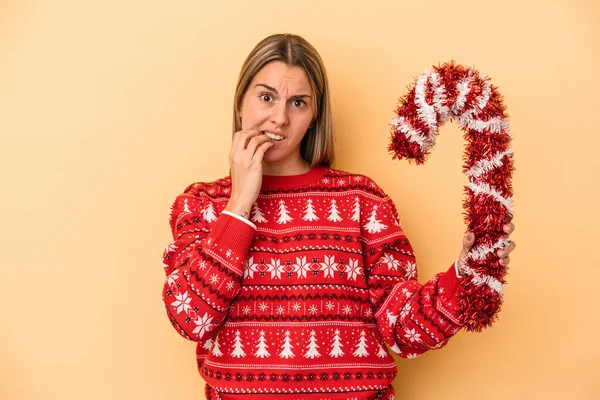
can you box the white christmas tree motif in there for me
[351,197,360,222]
[377,343,388,358]
[231,330,246,358]
[192,312,214,337]
[168,204,174,221]
[279,330,295,358]
[404,261,417,279]
[320,255,338,278]
[363,205,388,234]
[203,338,213,350]
[251,202,268,223]
[171,291,192,314]
[386,310,399,327]
[346,258,361,281]
[203,202,217,223]
[329,329,345,358]
[302,199,319,221]
[293,256,310,279]
[183,198,191,213]
[353,330,369,357]
[254,330,271,358]
[327,199,342,222]
[381,252,400,271]
[304,330,321,359]
[277,200,293,224]
[212,336,223,357]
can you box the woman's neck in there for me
[262,157,311,176]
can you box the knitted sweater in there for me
[162,166,466,400]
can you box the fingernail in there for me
[467,233,473,240]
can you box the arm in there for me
[162,187,255,342]
[365,195,465,358]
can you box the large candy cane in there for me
[389,61,514,332]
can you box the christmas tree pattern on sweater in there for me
[162,167,465,399]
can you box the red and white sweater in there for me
[162,166,465,400]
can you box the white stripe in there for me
[452,75,474,115]
[414,70,439,137]
[461,116,510,134]
[467,237,511,261]
[455,74,493,124]
[430,71,450,124]
[461,264,504,296]
[391,116,429,149]
[466,182,514,214]
[467,149,514,178]
[476,74,492,111]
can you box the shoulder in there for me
[181,175,232,199]
[325,167,388,199]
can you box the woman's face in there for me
[239,61,315,172]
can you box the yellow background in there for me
[1,0,598,399]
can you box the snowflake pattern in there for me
[381,252,400,271]
[171,291,192,314]
[346,258,361,281]
[192,313,214,337]
[403,328,422,343]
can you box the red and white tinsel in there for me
[389,61,514,332]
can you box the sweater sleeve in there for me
[364,195,466,359]
[161,187,255,342]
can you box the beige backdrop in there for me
[1,0,599,399]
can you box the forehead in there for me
[251,61,312,94]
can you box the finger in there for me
[246,133,272,156]
[497,241,515,257]
[251,140,274,164]
[234,129,261,153]
[499,256,510,266]
[462,232,475,249]
[504,222,515,234]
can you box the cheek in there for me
[241,107,269,130]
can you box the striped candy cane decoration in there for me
[389,61,514,332]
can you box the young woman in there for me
[162,33,515,400]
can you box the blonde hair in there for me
[233,33,335,167]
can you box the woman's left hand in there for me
[457,223,516,275]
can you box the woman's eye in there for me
[291,99,305,107]
[260,93,272,102]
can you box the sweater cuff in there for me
[435,263,465,324]
[206,212,256,273]
[221,210,257,230]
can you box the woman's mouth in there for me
[262,131,284,141]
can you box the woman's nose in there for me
[270,102,288,126]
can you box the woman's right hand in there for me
[225,129,273,217]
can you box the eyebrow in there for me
[255,83,311,99]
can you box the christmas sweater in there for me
[162,166,466,400]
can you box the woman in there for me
[162,33,515,400]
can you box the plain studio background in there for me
[1,0,598,399]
